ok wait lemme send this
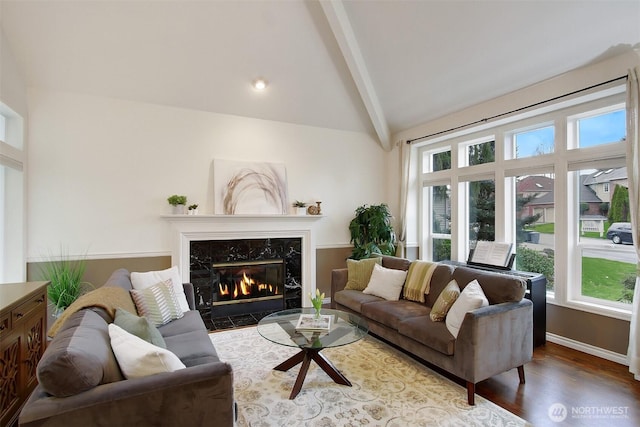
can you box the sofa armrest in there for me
[182,282,196,310]
[455,299,533,383]
[20,362,234,427]
[331,268,348,308]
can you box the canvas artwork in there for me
[213,159,289,215]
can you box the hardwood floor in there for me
[475,342,640,426]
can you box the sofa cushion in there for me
[445,280,489,337]
[424,264,456,308]
[451,266,526,304]
[398,315,456,355]
[362,263,408,301]
[131,266,190,312]
[380,255,412,271]
[157,310,207,337]
[361,300,430,330]
[345,257,382,291]
[430,279,460,322]
[164,329,221,367]
[130,279,185,326]
[37,310,123,397]
[103,268,134,291]
[334,289,383,313]
[108,324,186,379]
[114,308,166,348]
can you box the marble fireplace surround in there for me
[162,215,323,309]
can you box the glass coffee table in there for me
[257,308,368,399]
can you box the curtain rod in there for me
[406,75,628,144]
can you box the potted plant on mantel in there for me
[348,203,397,260]
[293,200,307,215]
[167,194,187,214]
[188,204,199,215]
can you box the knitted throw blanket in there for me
[402,261,437,303]
[48,286,137,338]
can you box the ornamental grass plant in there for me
[41,250,91,312]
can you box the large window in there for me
[0,104,25,283]
[418,88,634,319]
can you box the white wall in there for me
[26,89,389,260]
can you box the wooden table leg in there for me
[273,348,353,399]
[310,350,351,386]
[273,350,305,371]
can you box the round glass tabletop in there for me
[257,308,368,350]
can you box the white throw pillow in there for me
[131,266,190,313]
[445,279,489,338]
[108,323,185,379]
[362,263,408,301]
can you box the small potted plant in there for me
[293,200,307,215]
[167,195,187,214]
[188,204,199,215]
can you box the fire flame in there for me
[218,272,279,299]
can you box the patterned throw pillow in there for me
[430,279,461,322]
[114,308,167,348]
[130,279,184,326]
[345,257,382,291]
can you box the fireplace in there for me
[162,214,322,328]
[189,237,304,323]
[211,259,285,316]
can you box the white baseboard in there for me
[546,332,628,366]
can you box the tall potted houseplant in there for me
[348,203,397,260]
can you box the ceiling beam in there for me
[319,0,392,151]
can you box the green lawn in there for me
[519,225,635,301]
[581,257,636,301]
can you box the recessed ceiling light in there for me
[252,78,268,91]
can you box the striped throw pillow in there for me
[130,279,184,326]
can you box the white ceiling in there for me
[1,0,639,149]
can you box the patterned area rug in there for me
[210,327,530,426]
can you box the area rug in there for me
[210,327,530,426]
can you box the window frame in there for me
[416,87,632,321]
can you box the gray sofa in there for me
[19,269,235,427]
[331,255,533,405]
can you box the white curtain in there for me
[396,141,410,258]
[626,66,640,380]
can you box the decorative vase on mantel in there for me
[172,204,186,215]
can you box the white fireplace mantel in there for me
[162,215,323,307]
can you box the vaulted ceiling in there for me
[1,0,639,150]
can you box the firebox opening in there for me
[211,259,285,317]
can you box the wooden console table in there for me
[0,281,48,427]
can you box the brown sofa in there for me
[19,269,235,427]
[331,255,533,405]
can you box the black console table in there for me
[442,260,546,347]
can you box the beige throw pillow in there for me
[430,279,460,322]
[362,263,408,301]
[345,257,382,291]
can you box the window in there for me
[575,109,626,148]
[417,88,633,319]
[515,173,556,293]
[0,105,25,282]
[514,126,554,158]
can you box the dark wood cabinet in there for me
[0,281,48,427]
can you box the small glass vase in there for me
[313,306,321,319]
